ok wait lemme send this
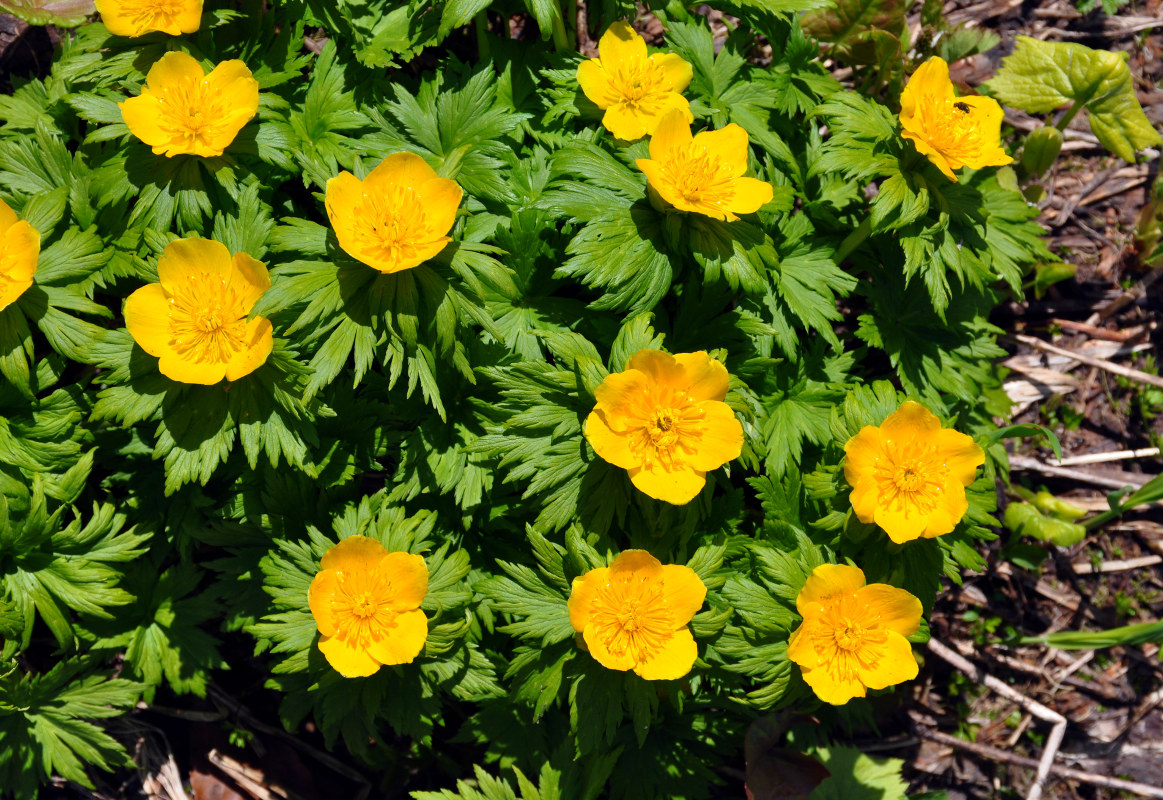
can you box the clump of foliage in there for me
[0,0,1156,797]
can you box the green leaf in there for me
[809,747,908,800]
[986,37,1161,161]
[0,0,94,27]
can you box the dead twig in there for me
[1008,455,1150,491]
[1056,447,1162,466]
[1070,555,1163,574]
[927,638,1067,800]
[1015,334,1163,391]
[913,725,1163,798]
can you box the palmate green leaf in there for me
[478,560,573,647]
[986,37,1160,161]
[0,660,140,797]
[801,0,907,46]
[555,207,672,313]
[413,762,564,800]
[809,747,908,800]
[285,40,368,188]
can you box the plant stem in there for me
[1054,101,1084,132]
[833,217,872,265]
[550,4,570,52]
[475,12,490,61]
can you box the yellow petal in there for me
[378,552,428,611]
[874,503,929,544]
[2,219,39,284]
[583,621,637,671]
[157,238,232,291]
[307,570,342,638]
[609,549,663,579]
[593,366,652,418]
[325,171,364,257]
[123,283,175,359]
[366,608,428,666]
[933,428,985,486]
[853,585,922,637]
[626,348,683,388]
[681,402,742,471]
[659,565,706,626]
[576,59,613,108]
[848,478,879,526]
[318,633,381,678]
[902,130,958,181]
[801,662,867,705]
[378,236,449,274]
[636,157,679,207]
[629,464,706,505]
[692,123,750,178]
[320,535,390,575]
[222,317,273,381]
[597,21,646,68]
[204,59,258,109]
[158,352,227,385]
[672,351,729,401]
[584,410,640,470]
[416,177,463,239]
[649,108,693,163]
[568,568,609,632]
[901,57,954,118]
[728,177,774,216]
[855,630,918,691]
[118,95,168,151]
[634,627,697,680]
[880,400,941,442]
[922,478,969,538]
[146,50,204,89]
[174,0,203,34]
[796,564,866,620]
[602,103,650,141]
[0,198,17,232]
[366,152,439,194]
[651,52,693,93]
[228,252,271,309]
[786,621,820,668]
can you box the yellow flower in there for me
[636,110,774,222]
[123,238,274,385]
[568,550,705,680]
[788,564,922,705]
[576,21,693,141]
[308,536,429,678]
[119,52,259,158]
[0,199,39,313]
[325,153,463,274]
[585,349,744,505]
[95,0,202,37]
[844,401,985,544]
[899,56,1012,181]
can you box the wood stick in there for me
[1009,455,1150,491]
[1015,334,1163,390]
[1056,447,1161,466]
[1070,555,1163,574]
[913,726,1163,798]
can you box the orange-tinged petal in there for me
[568,568,609,632]
[584,410,640,470]
[801,661,867,705]
[874,504,929,544]
[651,52,693,93]
[593,367,652,418]
[681,402,742,471]
[583,622,637,671]
[146,50,204,88]
[626,348,685,389]
[880,400,941,441]
[902,131,958,180]
[318,633,382,678]
[325,171,363,253]
[728,177,774,215]
[366,609,428,666]
[629,463,706,505]
[576,58,614,108]
[659,564,706,627]
[223,317,273,381]
[320,535,390,575]
[307,570,342,638]
[672,351,729,402]
[856,631,918,691]
[157,238,232,291]
[649,108,694,163]
[601,103,650,141]
[366,152,439,194]
[843,426,884,477]
[853,585,922,637]
[786,621,821,668]
[633,627,697,680]
[848,478,879,525]
[123,283,176,359]
[417,177,463,239]
[796,564,866,620]
[609,549,663,579]
[597,20,646,68]
[692,123,751,178]
[378,552,428,611]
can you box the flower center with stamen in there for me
[873,443,947,515]
[354,187,430,267]
[591,578,671,661]
[157,79,231,152]
[611,62,665,110]
[122,0,189,28]
[833,618,866,652]
[167,273,249,364]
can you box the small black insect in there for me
[953,101,971,113]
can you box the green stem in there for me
[834,217,872,265]
[550,4,570,52]
[1082,507,1122,530]
[1054,101,1084,132]
[566,0,578,49]
[475,12,490,61]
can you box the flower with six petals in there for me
[568,550,705,680]
[636,110,773,222]
[576,21,693,141]
[788,564,922,705]
[308,536,429,678]
[585,349,744,505]
[326,153,463,274]
[898,56,1012,182]
[119,51,259,157]
[0,199,39,313]
[844,401,985,544]
[124,238,274,385]
[95,0,202,38]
